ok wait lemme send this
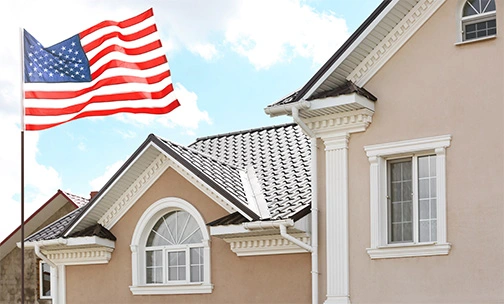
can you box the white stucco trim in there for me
[221,233,311,257]
[364,135,451,259]
[348,0,447,87]
[367,242,451,259]
[129,197,212,295]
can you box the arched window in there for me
[130,198,212,295]
[145,210,204,284]
[461,0,496,41]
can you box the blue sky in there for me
[0,0,381,240]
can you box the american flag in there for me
[23,8,180,131]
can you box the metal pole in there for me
[20,27,26,304]
[21,130,25,304]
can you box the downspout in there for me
[24,239,67,304]
[243,219,313,252]
[292,106,319,304]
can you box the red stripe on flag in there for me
[25,84,174,116]
[88,40,162,66]
[25,71,171,99]
[79,8,154,39]
[90,55,167,80]
[82,24,157,53]
[25,99,180,131]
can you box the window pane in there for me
[431,199,437,218]
[389,159,412,243]
[419,179,430,199]
[464,0,479,16]
[403,200,412,222]
[41,263,51,296]
[190,248,204,282]
[403,223,413,242]
[419,199,430,220]
[419,220,430,242]
[168,251,186,281]
[146,250,162,267]
[431,220,437,242]
[485,0,496,12]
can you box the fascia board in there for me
[300,0,400,101]
[63,136,159,237]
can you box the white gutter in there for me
[292,105,319,304]
[243,219,312,252]
[264,99,311,118]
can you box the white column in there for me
[57,265,66,304]
[322,133,351,304]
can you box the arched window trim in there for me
[130,197,212,295]
[457,0,497,42]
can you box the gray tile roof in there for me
[63,191,89,208]
[157,139,248,206]
[30,123,312,240]
[26,207,85,242]
[190,123,311,221]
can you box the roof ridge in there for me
[191,122,297,143]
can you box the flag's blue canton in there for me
[24,30,91,83]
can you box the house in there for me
[20,0,503,303]
[0,190,88,304]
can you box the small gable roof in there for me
[60,123,311,238]
[266,0,442,111]
[1,190,88,259]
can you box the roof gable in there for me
[266,0,446,109]
[0,190,88,260]
[62,123,312,237]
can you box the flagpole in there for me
[20,27,25,304]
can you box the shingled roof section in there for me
[25,207,86,242]
[190,123,311,221]
[157,138,248,206]
[63,191,89,208]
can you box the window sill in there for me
[129,283,213,295]
[455,35,496,46]
[366,243,451,259]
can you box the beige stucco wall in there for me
[0,202,76,304]
[66,168,311,303]
[341,1,504,303]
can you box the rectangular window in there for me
[39,262,51,299]
[365,135,451,259]
[465,19,497,40]
[387,155,437,244]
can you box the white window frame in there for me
[457,0,497,43]
[39,261,52,299]
[364,135,452,259]
[129,197,212,295]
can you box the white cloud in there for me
[115,82,212,129]
[189,43,219,60]
[77,142,86,151]
[89,160,124,191]
[225,0,349,69]
[115,129,137,139]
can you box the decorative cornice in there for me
[348,0,446,87]
[223,233,311,256]
[305,109,373,138]
[44,247,114,265]
[99,153,169,229]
